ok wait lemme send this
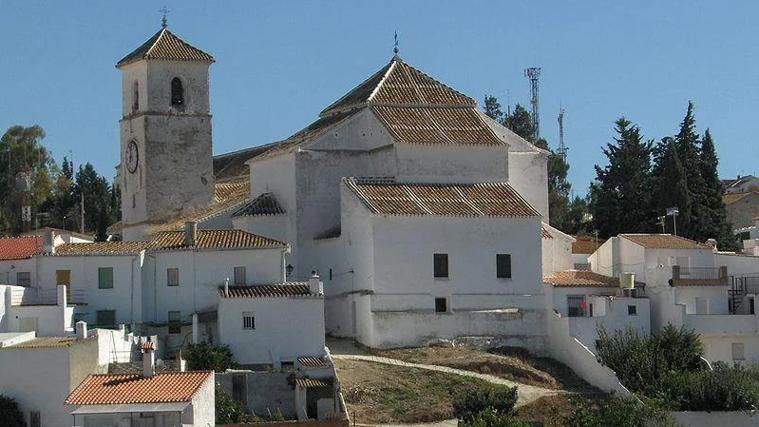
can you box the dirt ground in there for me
[372,346,596,392]
[335,358,518,424]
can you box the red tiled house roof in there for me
[544,270,619,288]
[0,236,43,260]
[116,28,214,67]
[66,371,212,405]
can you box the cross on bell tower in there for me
[159,6,170,29]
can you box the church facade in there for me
[115,27,558,350]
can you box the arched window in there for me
[132,81,139,113]
[171,77,184,106]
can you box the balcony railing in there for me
[671,266,728,286]
[11,287,87,306]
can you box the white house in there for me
[0,236,42,287]
[217,275,325,366]
[66,344,215,427]
[541,223,574,276]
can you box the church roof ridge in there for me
[116,28,215,68]
[320,56,476,117]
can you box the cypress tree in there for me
[673,102,705,238]
[652,137,691,235]
[590,118,654,237]
[699,129,737,248]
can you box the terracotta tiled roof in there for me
[0,236,43,260]
[295,378,333,389]
[140,341,156,351]
[213,144,277,180]
[66,371,212,405]
[541,225,553,239]
[723,191,759,205]
[544,270,619,288]
[321,57,475,115]
[621,234,708,250]
[372,106,503,146]
[54,241,149,256]
[220,283,314,298]
[117,28,214,67]
[232,193,286,217]
[298,356,330,368]
[3,336,93,349]
[572,235,605,254]
[344,178,540,218]
[149,229,285,251]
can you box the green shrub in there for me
[453,386,518,422]
[185,342,236,372]
[565,395,676,427]
[660,363,759,411]
[215,388,249,424]
[459,408,531,427]
[0,395,26,427]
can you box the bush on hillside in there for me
[564,395,676,427]
[185,342,236,372]
[215,388,249,424]
[459,408,531,427]
[452,386,518,422]
[0,395,25,427]
[660,363,759,411]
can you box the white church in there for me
[112,25,562,350]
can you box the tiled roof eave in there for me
[148,244,285,253]
[373,213,541,219]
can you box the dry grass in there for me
[373,346,595,392]
[335,358,515,424]
[515,394,607,427]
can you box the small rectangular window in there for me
[96,310,116,328]
[242,312,255,330]
[628,305,637,316]
[233,267,246,286]
[434,297,448,313]
[433,253,449,278]
[168,311,181,334]
[732,342,745,361]
[567,296,586,317]
[496,254,512,279]
[98,267,114,289]
[16,272,31,287]
[167,268,179,287]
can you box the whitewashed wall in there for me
[0,258,36,287]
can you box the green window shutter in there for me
[98,267,114,289]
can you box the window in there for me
[171,77,184,106]
[168,311,181,334]
[167,268,179,287]
[233,266,246,286]
[98,267,114,289]
[56,270,71,286]
[30,411,40,427]
[242,312,255,330]
[567,296,586,317]
[329,268,333,281]
[434,297,448,313]
[132,81,139,113]
[732,342,746,361]
[96,310,116,328]
[16,272,31,287]
[433,253,449,278]
[628,305,637,316]
[496,254,512,279]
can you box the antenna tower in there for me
[557,107,568,161]
[524,67,541,139]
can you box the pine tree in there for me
[589,118,654,237]
[483,95,503,123]
[504,104,535,142]
[699,129,737,249]
[651,137,691,235]
[673,101,705,238]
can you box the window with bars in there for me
[496,254,512,279]
[434,297,448,313]
[16,272,31,287]
[242,312,255,330]
[234,266,246,286]
[167,268,179,287]
[433,253,449,278]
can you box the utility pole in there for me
[666,207,679,236]
[524,67,541,139]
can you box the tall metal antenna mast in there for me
[524,67,541,139]
[557,107,568,161]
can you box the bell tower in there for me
[117,26,215,239]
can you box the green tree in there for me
[651,137,690,236]
[74,163,117,241]
[503,104,535,142]
[483,95,504,123]
[185,343,236,372]
[0,395,26,427]
[565,395,676,427]
[215,388,250,424]
[453,386,518,422]
[698,129,737,248]
[459,409,531,427]
[673,102,705,238]
[589,118,654,237]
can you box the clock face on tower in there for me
[126,140,139,174]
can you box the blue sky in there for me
[1,1,758,196]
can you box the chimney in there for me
[75,321,88,339]
[706,238,718,252]
[43,230,56,254]
[309,271,323,296]
[177,349,186,372]
[141,341,156,377]
[184,221,198,246]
